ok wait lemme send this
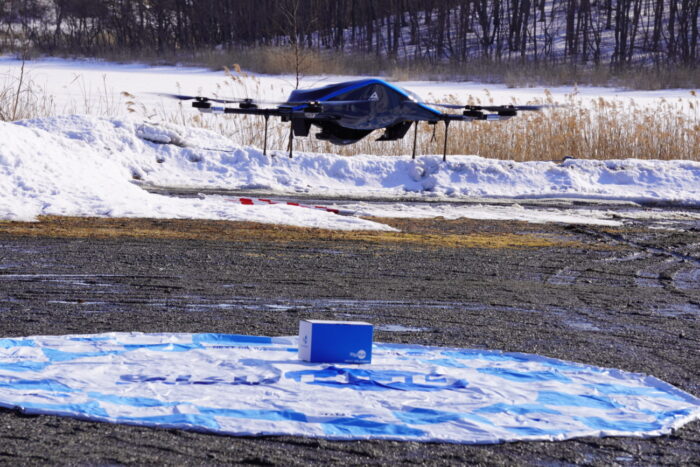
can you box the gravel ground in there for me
[0,215,698,465]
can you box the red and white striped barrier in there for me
[227,197,355,216]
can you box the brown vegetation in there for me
[141,47,700,90]
[0,216,578,249]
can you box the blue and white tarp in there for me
[0,332,698,444]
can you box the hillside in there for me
[1,1,697,86]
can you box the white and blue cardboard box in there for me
[298,320,373,364]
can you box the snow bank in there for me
[20,114,699,204]
[1,114,699,231]
[424,157,700,203]
[0,116,391,231]
[198,151,699,203]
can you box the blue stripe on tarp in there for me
[474,403,562,416]
[322,417,427,438]
[87,391,180,407]
[19,400,110,418]
[537,391,621,409]
[0,361,51,372]
[192,334,274,345]
[117,413,220,431]
[423,358,470,369]
[43,348,124,362]
[0,377,75,392]
[393,407,493,426]
[198,407,308,422]
[645,408,692,420]
[586,383,686,401]
[577,416,662,432]
[477,367,572,384]
[87,393,310,424]
[0,339,35,349]
[504,426,564,437]
[69,336,111,342]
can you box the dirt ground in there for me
[0,215,698,465]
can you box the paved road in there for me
[0,215,698,465]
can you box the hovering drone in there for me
[166,79,543,160]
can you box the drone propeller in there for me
[286,99,371,106]
[157,93,370,108]
[155,93,283,105]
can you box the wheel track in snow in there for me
[570,226,700,293]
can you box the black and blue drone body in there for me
[167,78,542,159]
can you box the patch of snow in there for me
[2,114,700,230]
[345,203,624,226]
[376,324,430,332]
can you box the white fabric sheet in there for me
[0,332,697,444]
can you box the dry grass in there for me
[437,90,700,161]
[0,216,577,249]
[0,60,55,120]
[86,46,700,90]
[0,60,122,120]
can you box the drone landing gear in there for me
[412,121,418,160]
[442,120,450,162]
[263,115,270,156]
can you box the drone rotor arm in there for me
[158,92,374,111]
[154,92,200,101]
[473,105,548,112]
[221,107,288,117]
[282,99,373,108]
[153,93,239,104]
[425,101,558,112]
[426,102,559,122]
[423,102,464,110]
[436,112,513,122]
[194,104,288,118]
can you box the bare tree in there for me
[1,0,696,76]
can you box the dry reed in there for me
[87,46,700,90]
